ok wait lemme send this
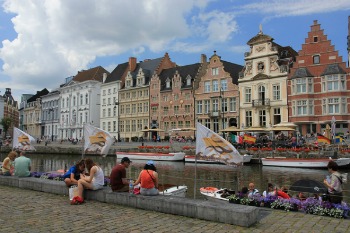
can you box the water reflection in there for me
[1,153,350,201]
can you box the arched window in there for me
[313,55,320,64]
[80,94,83,105]
[85,93,89,104]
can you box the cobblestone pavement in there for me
[1,186,350,233]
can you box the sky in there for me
[0,0,349,102]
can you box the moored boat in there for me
[115,152,185,161]
[261,157,350,168]
[159,184,188,197]
[185,154,253,164]
[200,187,235,201]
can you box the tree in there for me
[0,117,12,138]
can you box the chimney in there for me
[129,57,137,72]
[103,73,107,83]
[313,20,318,25]
[200,54,207,63]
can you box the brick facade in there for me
[288,20,350,136]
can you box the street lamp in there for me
[48,107,54,142]
[114,102,121,142]
[220,87,225,139]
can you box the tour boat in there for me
[115,151,185,161]
[261,157,350,168]
[185,154,253,164]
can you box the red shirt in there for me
[110,164,126,191]
[140,170,156,189]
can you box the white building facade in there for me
[100,80,120,140]
[58,80,101,140]
[239,29,296,129]
[41,90,60,141]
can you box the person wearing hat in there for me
[133,160,159,196]
[110,157,132,192]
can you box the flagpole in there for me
[82,123,85,159]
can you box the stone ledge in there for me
[0,176,258,227]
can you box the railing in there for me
[252,98,270,107]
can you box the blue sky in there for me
[0,0,349,102]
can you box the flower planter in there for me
[229,199,241,204]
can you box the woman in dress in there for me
[134,160,159,196]
[71,158,104,204]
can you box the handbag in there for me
[69,185,79,200]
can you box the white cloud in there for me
[239,0,350,17]
[0,0,210,92]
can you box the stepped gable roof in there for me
[105,62,129,83]
[247,32,273,46]
[72,66,110,83]
[290,67,314,79]
[159,63,201,91]
[27,88,49,103]
[321,64,346,76]
[221,61,243,85]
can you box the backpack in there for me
[335,173,348,184]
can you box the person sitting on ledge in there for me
[110,157,132,192]
[2,151,17,176]
[133,160,159,196]
[14,151,31,177]
[63,159,86,187]
[247,182,259,198]
[71,158,104,205]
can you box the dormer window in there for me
[136,68,145,86]
[186,76,191,86]
[166,78,171,88]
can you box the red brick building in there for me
[288,20,350,136]
[2,88,19,138]
[149,58,203,139]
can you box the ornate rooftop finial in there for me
[259,24,263,34]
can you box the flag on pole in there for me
[317,135,331,145]
[243,134,256,144]
[84,124,114,157]
[12,127,36,151]
[232,134,243,144]
[196,122,243,166]
[335,136,343,144]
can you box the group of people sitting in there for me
[242,161,344,204]
[67,156,159,205]
[1,150,31,177]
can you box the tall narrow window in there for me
[273,85,280,100]
[245,111,252,127]
[245,88,251,102]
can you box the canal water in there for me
[2,153,350,201]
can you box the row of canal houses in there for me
[19,20,350,141]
